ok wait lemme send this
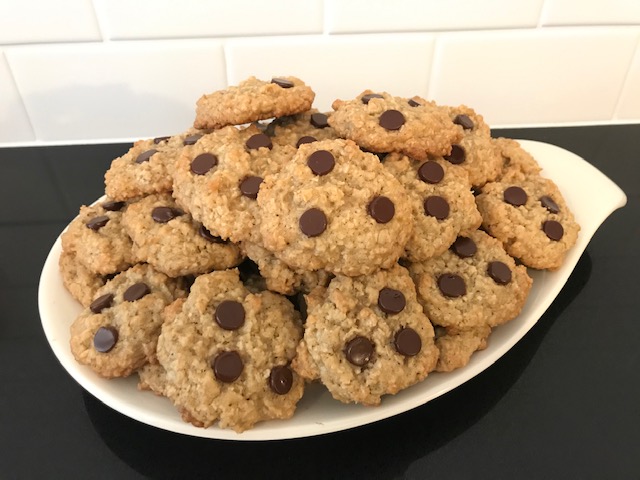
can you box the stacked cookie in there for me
[60,75,580,432]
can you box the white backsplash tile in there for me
[0,51,35,143]
[0,0,101,45]
[541,0,640,26]
[615,40,640,120]
[6,40,226,142]
[225,34,436,112]
[95,0,323,40]
[325,0,543,33]
[428,27,640,126]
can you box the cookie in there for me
[69,264,185,378]
[241,241,332,295]
[121,193,242,277]
[383,153,481,261]
[153,269,304,432]
[60,199,136,275]
[59,248,107,307]
[194,76,315,130]
[172,126,254,240]
[440,104,502,187]
[475,175,580,270]
[493,137,542,182]
[258,138,413,276]
[434,325,491,373]
[265,110,339,149]
[409,229,532,330]
[329,90,461,160]
[292,264,439,406]
[105,129,207,201]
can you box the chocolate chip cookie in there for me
[60,199,136,275]
[475,175,580,270]
[153,269,304,432]
[258,138,413,276]
[194,76,315,129]
[121,193,242,277]
[409,229,532,330]
[292,264,439,406]
[383,153,481,261]
[69,264,185,378]
[329,91,461,160]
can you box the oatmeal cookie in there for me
[292,264,439,406]
[258,138,413,276]
[153,269,304,432]
[194,76,315,129]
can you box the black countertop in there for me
[1,125,639,479]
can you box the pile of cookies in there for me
[60,76,580,432]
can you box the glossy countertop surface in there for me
[1,125,639,479]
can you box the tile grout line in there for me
[611,32,640,120]
[2,51,38,141]
[89,0,110,42]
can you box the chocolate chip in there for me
[504,186,528,206]
[86,215,109,231]
[198,224,225,243]
[453,114,474,130]
[269,365,294,395]
[271,77,294,88]
[101,200,125,212]
[307,150,335,176]
[93,326,118,353]
[299,208,327,237]
[190,153,218,175]
[378,287,406,314]
[418,161,444,184]
[123,282,150,302]
[245,133,272,150]
[212,351,244,382]
[361,93,383,104]
[153,136,170,144]
[488,261,512,285]
[394,327,422,356]
[444,144,465,165]
[451,236,477,258]
[310,113,329,128]
[151,206,183,223]
[424,196,450,220]
[239,176,263,199]
[408,98,421,107]
[90,293,114,314]
[135,149,157,164]
[379,110,405,131]
[368,196,395,224]
[215,300,245,330]
[540,195,560,214]
[183,133,204,146]
[437,274,466,297]
[296,136,317,148]
[543,220,564,241]
[344,336,374,366]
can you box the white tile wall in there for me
[615,40,640,120]
[225,34,435,112]
[0,0,101,45]
[0,1,638,147]
[541,0,640,26]
[325,0,544,33]
[95,0,323,40]
[7,40,226,142]
[428,27,640,127]
[0,50,35,143]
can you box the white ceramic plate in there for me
[39,140,626,441]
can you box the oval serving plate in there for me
[39,140,626,441]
